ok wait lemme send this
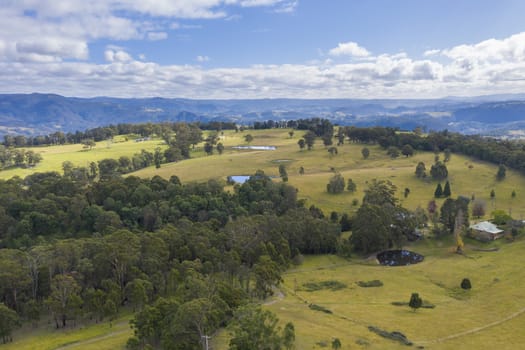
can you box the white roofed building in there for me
[469,221,504,242]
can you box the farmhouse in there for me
[469,221,504,241]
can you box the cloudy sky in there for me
[2,0,525,99]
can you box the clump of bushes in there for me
[308,304,333,314]
[302,280,347,292]
[368,326,413,346]
[357,280,383,288]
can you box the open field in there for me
[2,128,525,349]
[2,128,525,216]
[2,315,133,350]
[0,136,165,180]
[262,237,525,349]
[132,129,525,217]
[6,238,524,350]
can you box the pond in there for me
[232,146,276,150]
[227,175,251,184]
[377,250,424,266]
[227,175,277,184]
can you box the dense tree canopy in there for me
[0,166,339,347]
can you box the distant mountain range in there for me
[1,93,525,137]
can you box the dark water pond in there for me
[377,250,424,266]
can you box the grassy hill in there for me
[262,236,525,350]
[0,136,165,181]
[131,128,525,217]
[2,127,525,217]
[2,128,525,349]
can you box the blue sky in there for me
[2,0,525,99]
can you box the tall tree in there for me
[434,183,443,198]
[496,164,506,181]
[361,147,370,159]
[443,181,451,197]
[401,144,414,157]
[409,292,422,312]
[217,142,224,155]
[347,178,357,193]
[0,304,20,344]
[297,139,305,150]
[46,274,82,328]
[350,204,391,253]
[415,162,426,178]
[303,131,316,150]
[253,255,282,299]
[430,161,448,180]
[362,179,397,207]
[387,146,400,158]
[327,174,345,194]
[278,164,288,182]
[229,305,292,350]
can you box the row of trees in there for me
[339,126,525,177]
[0,146,42,169]
[2,121,237,147]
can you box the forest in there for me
[0,168,339,349]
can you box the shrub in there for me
[357,280,383,288]
[303,280,347,292]
[327,174,345,194]
[309,304,333,314]
[409,292,422,311]
[461,278,472,290]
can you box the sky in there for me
[2,0,525,99]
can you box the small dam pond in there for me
[232,145,276,150]
[377,250,424,266]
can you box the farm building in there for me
[469,221,504,242]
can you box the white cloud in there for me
[442,32,525,63]
[147,32,168,41]
[104,49,132,62]
[424,49,440,57]
[1,3,525,101]
[0,1,293,64]
[329,41,370,57]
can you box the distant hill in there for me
[1,93,525,137]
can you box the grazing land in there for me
[1,315,132,350]
[262,237,525,350]
[3,128,524,217]
[131,129,525,217]
[209,235,525,349]
[2,127,525,349]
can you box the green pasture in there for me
[264,237,525,349]
[3,315,132,350]
[2,128,525,349]
[132,129,525,217]
[0,137,165,180]
[3,128,523,218]
[0,129,525,218]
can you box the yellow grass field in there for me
[3,128,525,349]
[2,128,524,217]
[2,315,133,350]
[209,236,525,350]
[0,137,165,180]
[132,129,525,218]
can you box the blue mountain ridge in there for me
[1,93,525,136]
